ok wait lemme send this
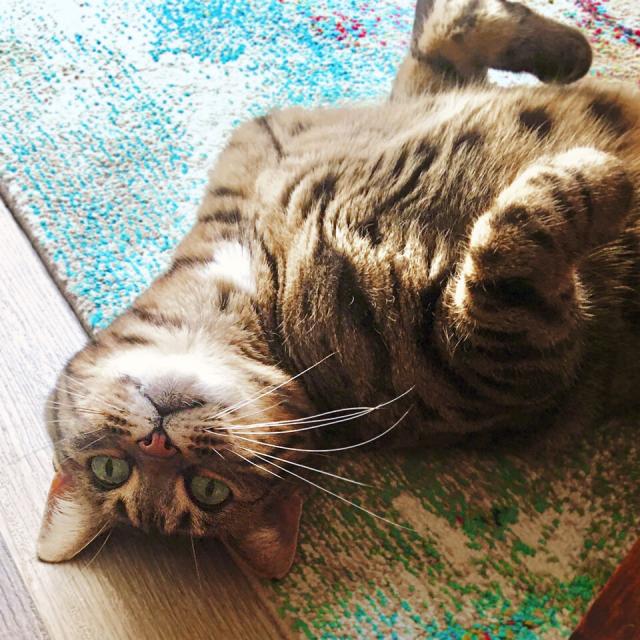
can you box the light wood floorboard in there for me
[0,203,285,640]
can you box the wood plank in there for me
[0,202,286,640]
[0,535,47,640]
[571,538,640,640]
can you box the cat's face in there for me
[38,330,312,578]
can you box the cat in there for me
[38,0,640,580]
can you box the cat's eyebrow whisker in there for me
[212,448,225,460]
[51,426,105,446]
[61,387,124,414]
[47,415,82,424]
[77,434,108,452]
[46,416,103,429]
[58,372,123,407]
[50,401,104,415]
[206,352,337,422]
[58,371,98,387]
[58,373,142,420]
[230,450,283,480]
[7,426,107,467]
[216,408,413,453]
[238,447,371,487]
[74,410,107,417]
[250,450,415,532]
[50,405,107,420]
[57,373,101,396]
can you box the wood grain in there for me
[0,203,286,640]
[0,536,47,640]
[571,538,640,640]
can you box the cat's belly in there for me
[257,81,640,445]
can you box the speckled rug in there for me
[1,1,639,638]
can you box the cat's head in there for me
[38,323,313,579]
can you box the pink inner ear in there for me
[49,469,73,497]
[42,470,74,526]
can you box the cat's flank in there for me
[39,0,639,579]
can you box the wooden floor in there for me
[0,202,286,639]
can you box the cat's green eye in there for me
[90,456,130,488]
[189,476,230,508]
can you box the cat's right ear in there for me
[37,469,108,563]
[222,488,304,580]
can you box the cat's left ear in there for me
[37,469,108,563]
[223,489,304,580]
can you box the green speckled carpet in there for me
[1,0,639,637]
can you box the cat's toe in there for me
[534,31,593,84]
[500,18,592,84]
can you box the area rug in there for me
[1,1,639,638]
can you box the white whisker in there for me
[210,409,371,436]
[217,387,414,435]
[207,352,337,421]
[50,402,104,415]
[77,434,108,452]
[47,416,85,425]
[76,520,111,562]
[221,409,371,432]
[230,450,283,479]
[222,400,285,423]
[239,448,370,487]
[190,534,203,590]
[223,405,370,429]
[217,408,413,453]
[52,433,109,468]
[52,427,105,447]
[220,409,377,435]
[250,450,414,532]
[7,427,106,467]
[59,373,118,404]
[84,527,113,568]
[61,386,123,413]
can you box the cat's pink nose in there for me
[137,431,177,458]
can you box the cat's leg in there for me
[392,0,592,98]
[440,147,634,402]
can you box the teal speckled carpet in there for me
[1,1,639,637]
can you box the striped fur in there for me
[40,0,640,575]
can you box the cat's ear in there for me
[223,489,304,580]
[37,469,108,563]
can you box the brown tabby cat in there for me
[39,0,640,579]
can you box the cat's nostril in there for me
[137,429,178,458]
